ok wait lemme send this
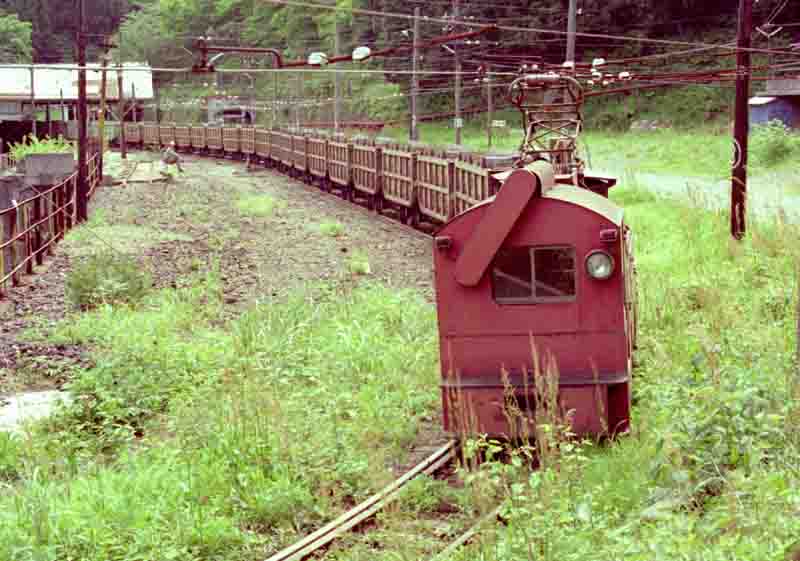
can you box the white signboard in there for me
[492,120,507,128]
[453,118,463,128]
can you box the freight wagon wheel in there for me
[374,194,384,214]
[366,194,376,211]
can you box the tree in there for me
[0,12,32,63]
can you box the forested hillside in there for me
[0,0,132,62]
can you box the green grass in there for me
[0,269,440,560]
[317,221,345,237]
[236,195,279,217]
[62,209,193,256]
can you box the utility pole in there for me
[273,70,278,126]
[486,64,493,149]
[117,65,127,159]
[76,0,88,222]
[566,0,577,64]
[30,66,36,137]
[295,71,302,129]
[410,7,420,142]
[453,0,462,146]
[99,47,109,181]
[334,19,341,131]
[731,0,752,240]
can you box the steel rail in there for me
[429,505,504,561]
[264,440,458,561]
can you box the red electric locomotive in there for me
[433,162,635,438]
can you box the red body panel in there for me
[434,183,631,438]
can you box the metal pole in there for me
[410,7,420,142]
[453,0,462,146]
[334,19,341,131]
[117,66,127,159]
[76,0,88,222]
[566,0,577,64]
[731,0,752,240]
[60,88,65,121]
[487,65,493,149]
[30,66,37,137]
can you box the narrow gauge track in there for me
[266,441,457,561]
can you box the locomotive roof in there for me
[460,183,624,226]
[543,185,624,225]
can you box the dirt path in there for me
[1,154,434,394]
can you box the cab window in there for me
[491,246,576,304]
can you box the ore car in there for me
[433,161,636,438]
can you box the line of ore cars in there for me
[123,122,637,439]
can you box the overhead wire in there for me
[261,0,800,60]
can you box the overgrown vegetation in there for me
[9,134,73,163]
[0,270,439,559]
[65,251,152,310]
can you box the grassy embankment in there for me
[0,137,797,559]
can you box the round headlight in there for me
[586,251,615,280]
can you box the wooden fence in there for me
[0,153,101,299]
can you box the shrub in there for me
[9,134,73,162]
[751,119,797,166]
[65,251,151,310]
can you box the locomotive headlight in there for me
[586,251,615,280]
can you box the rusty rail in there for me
[265,440,457,561]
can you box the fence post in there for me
[23,202,33,275]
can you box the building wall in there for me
[750,97,800,128]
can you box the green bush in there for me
[65,251,151,310]
[751,119,798,166]
[9,134,73,161]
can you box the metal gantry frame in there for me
[510,73,585,176]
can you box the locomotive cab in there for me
[433,161,634,438]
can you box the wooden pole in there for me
[295,72,301,129]
[731,0,752,240]
[30,66,37,137]
[566,0,577,64]
[76,0,88,222]
[453,0,462,146]
[410,7,420,142]
[132,83,137,123]
[117,66,127,159]
[334,19,341,132]
[99,52,108,180]
[487,65,493,149]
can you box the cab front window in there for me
[491,246,576,304]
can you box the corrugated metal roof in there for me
[0,63,154,101]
